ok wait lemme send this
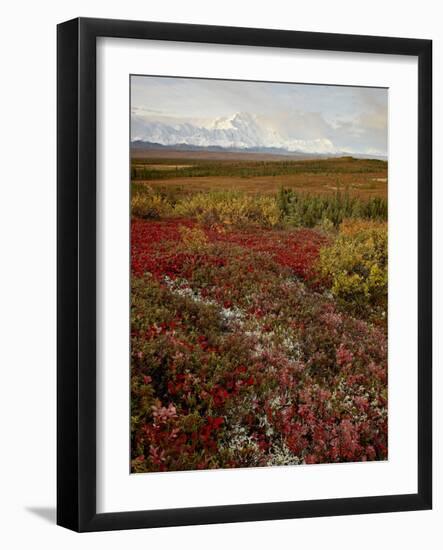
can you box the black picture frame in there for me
[57,17,432,532]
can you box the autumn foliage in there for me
[131,209,388,472]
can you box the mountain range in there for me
[131,112,387,160]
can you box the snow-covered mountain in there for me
[131,111,338,155]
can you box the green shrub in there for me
[277,188,387,228]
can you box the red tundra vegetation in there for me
[130,187,388,472]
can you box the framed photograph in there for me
[57,17,432,532]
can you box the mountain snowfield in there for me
[131,111,338,155]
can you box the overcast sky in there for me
[131,75,388,156]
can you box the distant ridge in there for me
[131,140,388,162]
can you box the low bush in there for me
[131,186,172,219]
[175,191,280,228]
[130,239,388,472]
[179,225,209,251]
[318,219,387,319]
[277,188,387,228]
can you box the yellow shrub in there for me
[174,191,279,228]
[131,188,172,219]
[318,219,387,317]
[179,225,208,251]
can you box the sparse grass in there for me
[131,157,387,200]
[131,156,387,180]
